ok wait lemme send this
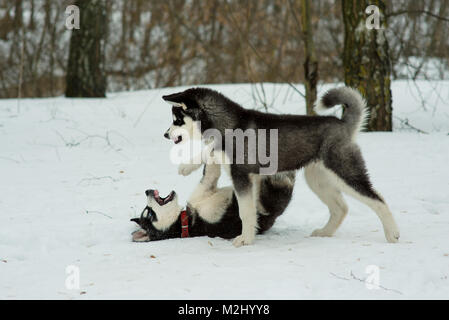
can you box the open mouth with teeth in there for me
[173,135,183,144]
[150,189,176,206]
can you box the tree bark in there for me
[342,0,392,131]
[66,0,107,98]
[300,0,318,115]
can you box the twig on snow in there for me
[78,174,120,186]
[133,89,161,128]
[0,156,21,163]
[85,210,113,219]
[330,271,403,295]
[393,116,429,134]
[54,129,127,152]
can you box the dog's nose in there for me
[145,189,151,196]
[164,132,169,139]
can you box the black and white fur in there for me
[162,87,400,246]
[131,164,295,242]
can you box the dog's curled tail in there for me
[315,87,368,137]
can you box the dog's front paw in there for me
[178,163,200,176]
[232,233,255,247]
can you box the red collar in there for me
[180,209,189,238]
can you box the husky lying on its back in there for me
[162,87,400,247]
[131,164,295,242]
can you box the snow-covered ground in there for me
[0,81,448,299]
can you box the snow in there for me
[0,81,448,299]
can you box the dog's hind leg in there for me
[305,162,348,237]
[343,186,400,243]
[322,145,400,243]
[357,195,400,243]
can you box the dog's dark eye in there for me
[140,206,157,222]
[173,119,183,126]
[148,207,158,222]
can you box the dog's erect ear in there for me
[162,91,185,103]
[162,90,200,111]
[162,92,188,110]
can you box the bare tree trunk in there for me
[17,23,24,114]
[300,0,318,115]
[342,0,392,131]
[66,0,107,98]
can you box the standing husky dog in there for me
[131,164,295,242]
[162,87,400,246]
